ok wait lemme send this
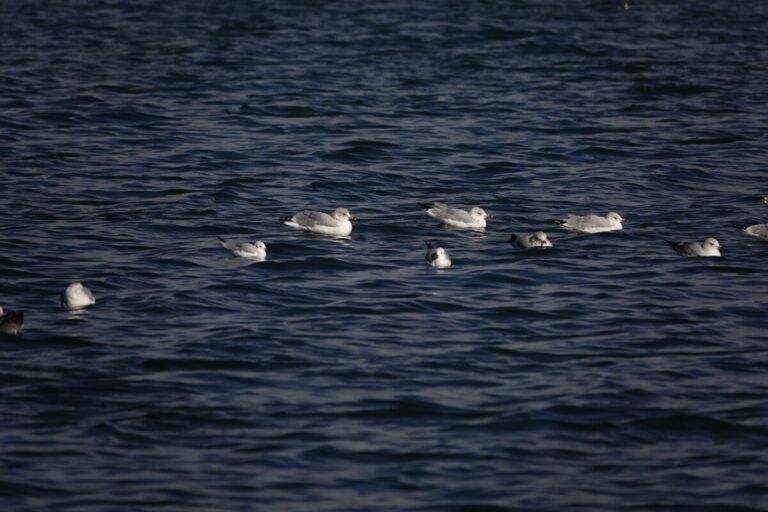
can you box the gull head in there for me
[606,212,627,223]
[68,282,87,294]
[533,231,552,247]
[333,207,357,221]
[470,207,492,219]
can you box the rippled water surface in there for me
[2,1,768,510]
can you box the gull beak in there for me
[485,213,493,219]
[621,217,628,222]
[349,215,358,221]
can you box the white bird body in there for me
[668,238,722,257]
[0,306,24,335]
[425,242,451,268]
[420,202,492,230]
[736,223,768,241]
[217,236,266,260]
[61,282,96,310]
[283,207,356,236]
[508,231,553,249]
[554,212,626,234]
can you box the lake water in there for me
[2,1,768,510]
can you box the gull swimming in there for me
[553,211,626,233]
[217,236,267,260]
[425,241,451,268]
[419,202,492,230]
[282,207,357,236]
[735,223,768,241]
[508,231,553,249]
[0,306,24,335]
[668,238,722,257]
[61,282,96,310]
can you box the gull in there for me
[508,231,553,249]
[217,236,267,260]
[552,211,626,234]
[0,306,24,335]
[282,207,357,236]
[425,241,451,268]
[61,282,96,310]
[668,238,722,257]
[735,223,768,241]
[419,202,492,230]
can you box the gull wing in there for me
[293,210,337,227]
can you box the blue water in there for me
[2,1,768,510]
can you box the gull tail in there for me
[734,225,748,231]
[418,203,433,211]
[667,240,682,249]
[1,310,24,334]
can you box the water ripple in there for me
[2,1,768,511]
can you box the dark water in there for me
[2,1,768,510]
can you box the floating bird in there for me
[552,212,626,233]
[419,202,492,230]
[282,207,357,236]
[61,282,96,310]
[425,241,451,268]
[668,238,722,257]
[508,231,553,249]
[217,236,267,260]
[0,306,24,335]
[735,223,768,241]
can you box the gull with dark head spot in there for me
[0,306,24,335]
[425,241,451,268]
[419,202,492,230]
[508,231,553,249]
[735,223,768,241]
[552,211,626,234]
[282,207,357,237]
[668,238,722,257]
[217,236,267,260]
[61,282,96,310]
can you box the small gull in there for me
[282,207,357,237]
[419,202,492,230]
[425,241,451,268]
[217,236,267,260]
[552,211,626,234]
[61,282,96,310]
[668,238,722,257]
[508,231,553,249]
[0,306,24,335]
[736,223,768,241]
